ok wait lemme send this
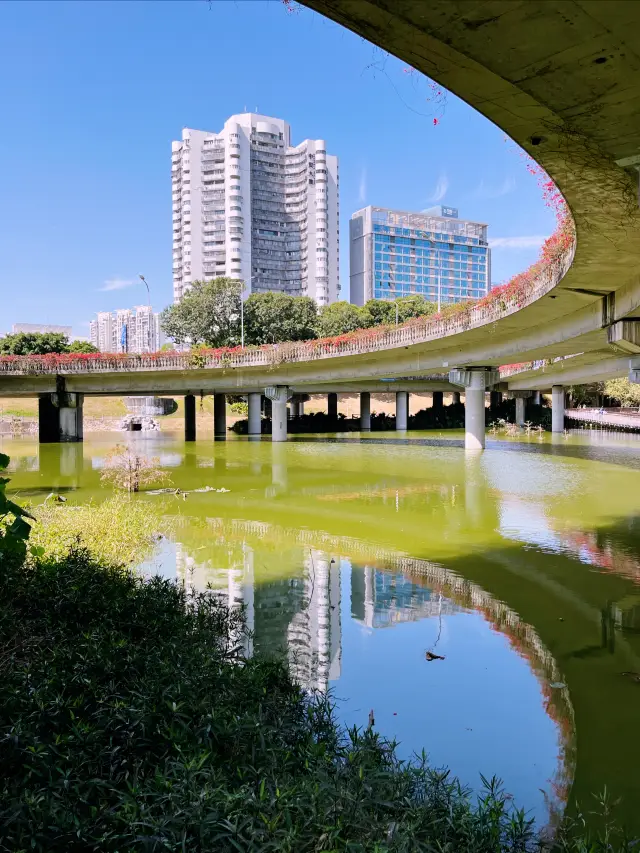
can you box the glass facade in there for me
[353,206,490,305]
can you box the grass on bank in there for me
[0,544,636,851]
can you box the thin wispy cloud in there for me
[473,175,516,199]
[489,235,548,250]
[100,277,137,292]
[426,173,448,203]
[358,166,367,203]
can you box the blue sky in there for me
[0,0,555,336]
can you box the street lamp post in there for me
[138,274,152,351]
[240,275,257,348]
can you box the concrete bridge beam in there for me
[552,385,566,433]
[360,391,371,431]
[248,392,262,436]
[214,393,226,441]
[396,391,409,431]
[184,394,196,442]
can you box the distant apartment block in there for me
[349,205,491,306]
[12,323,73,337]
[171,113,340,306]
[89,306,165,353]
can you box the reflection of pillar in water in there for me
[271,442,287,490]
[243,544,255,657]
[464,452,483,527]
[175,543,197,593]
[59,443,84,480]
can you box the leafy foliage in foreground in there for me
[0,548,634,851]
[0,453,34,558]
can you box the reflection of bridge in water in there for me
[173,517,574,824]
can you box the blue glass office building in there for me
[349,205,490,306]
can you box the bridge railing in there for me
[0,237,574,377]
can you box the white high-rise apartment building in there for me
[171,113,340,306]
[89,306,165,353]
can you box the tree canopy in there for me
[604,378,640,407]
[315,301,363,338]
[0,332,70,355]
[158,277,439,348]
[68,340,99,354]
[244,292,317,344]
[160,278,243,347]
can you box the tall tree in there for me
[603,378,640,407]
[68,340,99,354]
[359,299,395,328]
[244,292,317,344]
[160,278,242,347]
[395,295,437,321]
[0,332,70,355]
[315,301,364,337]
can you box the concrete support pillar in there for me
[449,368,498,451]
[465,382,486,450]
[360,391,371,431]
[515,396,526,426]
[248,392,262,436]
[184,394,196,442]
[213,393,226,440]
[396,391,408,431]
[432,391,443,409]
[298,399,305,417]
[327,392,338,422]
[266,386,289,442]
[490,391,503,408]
[532,391,542,406]
[451,391,461,405]
[39,395,60,444]
[552,385,565,433]
[53,392,84,443]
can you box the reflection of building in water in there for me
[287,551,341,692]
[176,542,341,692]
[351,564,459,629]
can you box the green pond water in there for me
[5,427,640,830]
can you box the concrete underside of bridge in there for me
[299,0,640,370]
